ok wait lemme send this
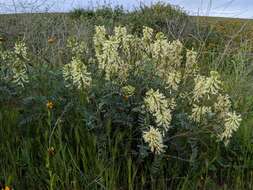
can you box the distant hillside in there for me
[0,3,253,53]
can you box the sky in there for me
[0,0,252,19]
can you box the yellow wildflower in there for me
[46,101,54,110]
[48,146,56,157]
[1,186,11,190]
[0,37,5,43]
[48,36,56,44]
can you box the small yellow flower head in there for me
[46,101,54,110]
[48,146,56,157]
[143,126,165,154]
[48,36,57,44]
[0,37,5,43]
[1,186,11,190]
[4,186,11,190]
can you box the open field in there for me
[1,3,253,190]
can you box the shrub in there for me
[0,24,246,189]
[69,2,193,41]
[91,26,241,151]
[1,25,242,152]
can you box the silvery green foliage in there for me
[92,26,241,154]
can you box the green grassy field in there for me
[1,3,253,190]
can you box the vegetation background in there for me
[1,2,253,190]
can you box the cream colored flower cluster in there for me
[94,26,138,82]
[92,25,242,154]
[142,26,153,52]
[191,71,241,143]
[143,126,166,154]
[191,104,212,123]
[214,94,241,142]
[144,89,172,131]
[0,41,29,87]
[14,41,28,59]
[150,34,183,91]
[12,42,29,87]
[222,112,242,141]
[63,37,92,91]
[63,57,91,90]
[143,89,173,154]
[193,71,222,102]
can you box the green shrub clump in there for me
[0,25,244,189]
[63,25,241,154]
[1,26,242,153]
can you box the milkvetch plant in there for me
[0,25,242,157]
[89,25,242,154]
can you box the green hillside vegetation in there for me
[1,2,253,190]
